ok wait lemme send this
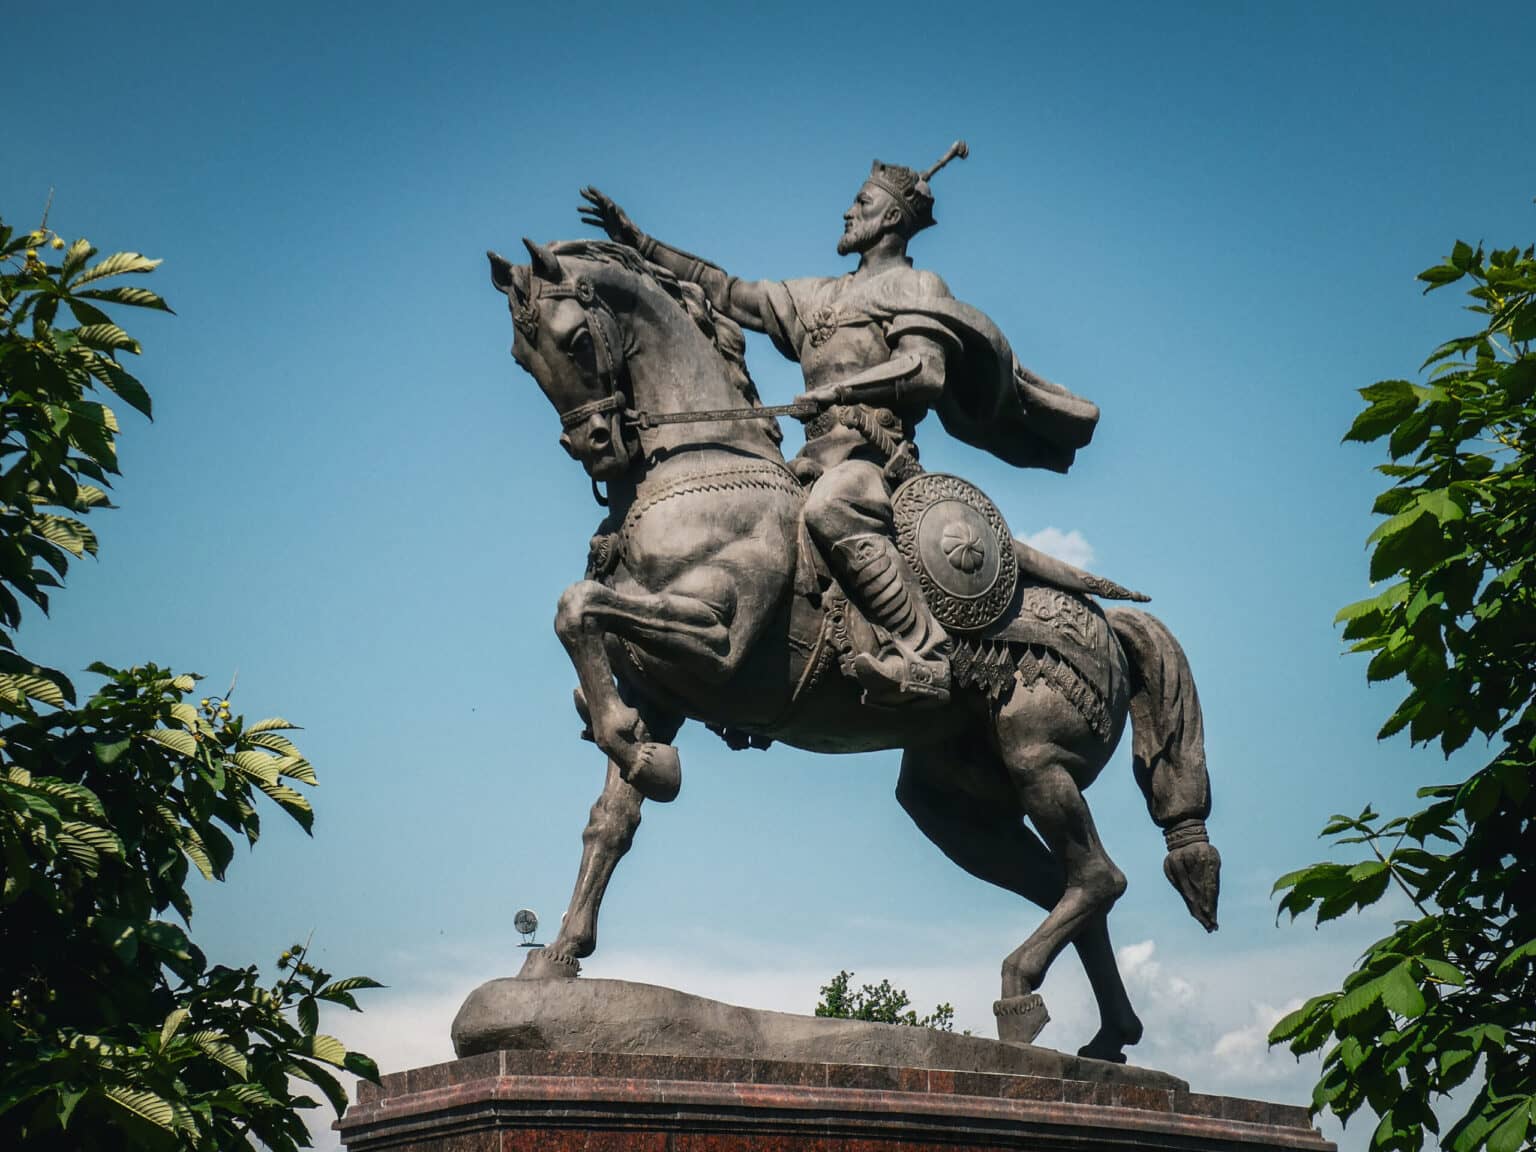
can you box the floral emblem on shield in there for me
[941,522,987,573]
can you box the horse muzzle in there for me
[560,410,634,480]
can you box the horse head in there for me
[489,239,642,481]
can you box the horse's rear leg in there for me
[991,681,1129,1048]
[898,747,1142,1061]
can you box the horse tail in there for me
[1104,606,1221,932]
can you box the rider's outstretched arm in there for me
[633,234,772,333]
[579,187,773,333]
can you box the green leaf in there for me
[1418,957,1467,986]
[60,820,124,858]
[1495,937,1536,976]
[253,777,314,832]
[318,975,384,996]
[190,1031,250,1077]
[61,238,96,279]
[290,1057,350,1114]
[76,285,173,312]
[231,750,280,785]
[0,672,70,708]
[1332,976,1384,1022]
[71,251,162,287]
[56,1087,86,1129]
[1334,581,1409,626]
[1379,963,1426,1018]
[141,727,198,757]
[301,1033,349,1067]
[246,716,300,734]
[1417,263,1466,289]
[74,323,141,353]
[101,1086,177,1130]
[1487,1101,1531,1152]
[160,1007,190,1047]
[93,737,132,764]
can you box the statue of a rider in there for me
[580,141,1101,709]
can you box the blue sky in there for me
[6,2,1534,1146]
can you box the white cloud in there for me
[1021,527,1095,569]
[1212,999,1304,1081]
[1117,938,1198,1010]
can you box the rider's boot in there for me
[832,533,950,708]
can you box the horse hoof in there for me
[994,993,1050,1046]
[1077,1034,1130,1064]
[626,742,681,803]
[517,947,581,980]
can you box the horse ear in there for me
[488,250,517,294]
[523,237,564,281]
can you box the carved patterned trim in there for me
[892,473,1018,633]
[952,637,1113,742]
[621,462,802,539]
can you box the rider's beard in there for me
[837,218,883,256]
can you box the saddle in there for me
[781,472,1146,738]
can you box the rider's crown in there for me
[866,140,969,235]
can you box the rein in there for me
[625,401,817,429]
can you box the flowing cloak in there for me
[759,274,1100,473]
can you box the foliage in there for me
[0,214,380,1150]
[815,970,955,1031]
[1269,237,1536,1152]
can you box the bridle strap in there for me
[530,272,630,428]
[559,392,627,430]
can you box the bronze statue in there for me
[487,144,1221,1063]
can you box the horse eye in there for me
[568,329,597,373]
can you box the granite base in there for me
[337,1050,1332,1152]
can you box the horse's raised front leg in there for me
[555,578,713,801]
[555,568,753,798]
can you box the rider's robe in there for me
[758,270,1100,473]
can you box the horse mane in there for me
[548,240,776,440]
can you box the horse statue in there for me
[488,236,1221,1063]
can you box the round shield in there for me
[893,473,1018,632]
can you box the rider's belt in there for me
[803,404,904,460]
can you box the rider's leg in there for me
[898,744,1142,1060]
[805,460,950,707]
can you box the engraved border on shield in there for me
[893,473,1018,632]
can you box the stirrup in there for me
[852,646,950,709]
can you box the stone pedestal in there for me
[337,1049,1332,1152]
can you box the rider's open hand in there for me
[579,187,642,248]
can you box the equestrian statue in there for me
[487,142,1221,1063]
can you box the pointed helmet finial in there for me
[921,140,969,182]
[866,140,969,235]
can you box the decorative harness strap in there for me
[519,269,630,431]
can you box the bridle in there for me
[514,257,805,504]
[517,269,636,503]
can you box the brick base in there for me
[337,1051,1331,1152]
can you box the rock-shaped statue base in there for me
[451,976,1176,1089]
